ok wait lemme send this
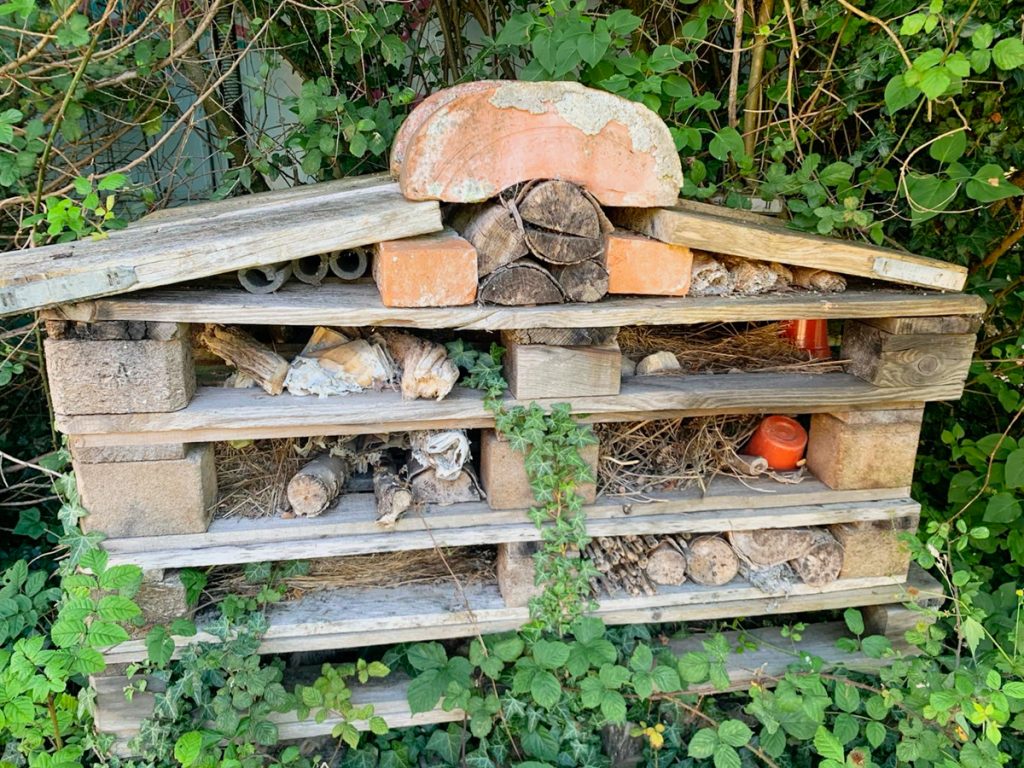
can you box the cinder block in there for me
[374,228,477,307]
[72,443,188,464]
[605,232,693,296]
[806,408,923,490]
[45,333,194,415]
[480,430,597,510]
[74,445,216,537]
[502,335,621,400]
[829,517,918,579]
[497,542,542,608]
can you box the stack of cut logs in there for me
[451,180,612,305]
[586,527,843,597]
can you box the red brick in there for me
[373,229,478,307]
[606,232,693,296]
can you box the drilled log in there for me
[451,202,528,277]
[645,541,687,586]
[728,528,816,568]
[287,453,346,517]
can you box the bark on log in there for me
[791,267,847,292]
[238,262,292,294]
[374,458,413,527]
[478,259,564,305]
[550,258,609,302]
[684,536,739,586]
[689,252,734,296]
[378,329,459,401]
[724,258,792,295]
[451,202,528,277]
[516,181,607,266]
[286,453,346,517]
[503,327,618,347]
[645,541,687,586]
[790,529,843,586]
[200,324,289,395]
[728,528,816,567]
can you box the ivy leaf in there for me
[962,616,986,653]
[814,726,845,761]
[688,728,718,759]
[146,626,174,667]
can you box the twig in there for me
[835,0,912,68]
[728,0,744,128]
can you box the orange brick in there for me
[373,229,478,307]
[606,232,693,296]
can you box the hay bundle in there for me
[214,440,307,519]
[618,322,844,375]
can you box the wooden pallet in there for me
[44,283,984,327]
[102,478,916,569]
[94,615,935,756]
[100,565,938,665]
[58,372,960,448]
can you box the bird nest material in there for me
[206,547,496,600]
[618,322,844,375]
[596,415,764,499]
[214,439,306,519]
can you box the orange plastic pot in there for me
[782,319,831,360]
[745,415,808,471]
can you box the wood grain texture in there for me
[100,565,940,663]
[842,321,975,388]
[503,338,621,399]
[1,177,442,316]
[864,315,982,335]
[57,372,965,448]
[102,480,915,569]
[45,283,987,327]
[611,206,967,290]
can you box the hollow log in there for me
[451,202,528,277]
[329,249,370,280]
[374,458,413,527]
[287,453,346,517]
[728,528,816,568]
[200,324,289,395]
[478,259,564,305]
[238,262,292,294]
[645,541,687,586]
[550,258,609,302]
[684,536,739,586]
[377,330,459,401]
[790,529,843,587]
[291,254,330,285]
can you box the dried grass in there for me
[618,322,844,374]
[207,547,495,600]
[596,416,762,499]
[214,439,306,519]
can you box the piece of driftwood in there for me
[791,267,846,292]
[1,175,442,316]
[790,529,843,586]
[291,255,330,286]
[728,528,816,567]
[238,263,292,294]
[285,328,394,397]
[329,249,370,280]
[635,351,681,375]
[645,540,687,586]
[378,330,459,401]
[478,259,564,305]
[611,204,968,290]
[550,259,609,302]
[409,430,470,480]
[374,458,413,527]
[199,325,289,395]
[689,253,734,296]
[451,202,528,277]
[286,453,347,518]
[684,536,739,586]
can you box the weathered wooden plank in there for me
[611,206,967,291]
[1,178,442,316]
[863,315,983,335]
[46,283,987,327]
[502,338,621,399]
[56,373,960,448]
[101,566,939,663]
[102,484,919,569]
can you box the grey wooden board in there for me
[0,177,442,316]
[101,565,938,664]
[95,618,910,753]
[613,206,968,290]
[102,480,918,569]
[46,282,986,327]
[95,619,909,753]
[57,372,958,448]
